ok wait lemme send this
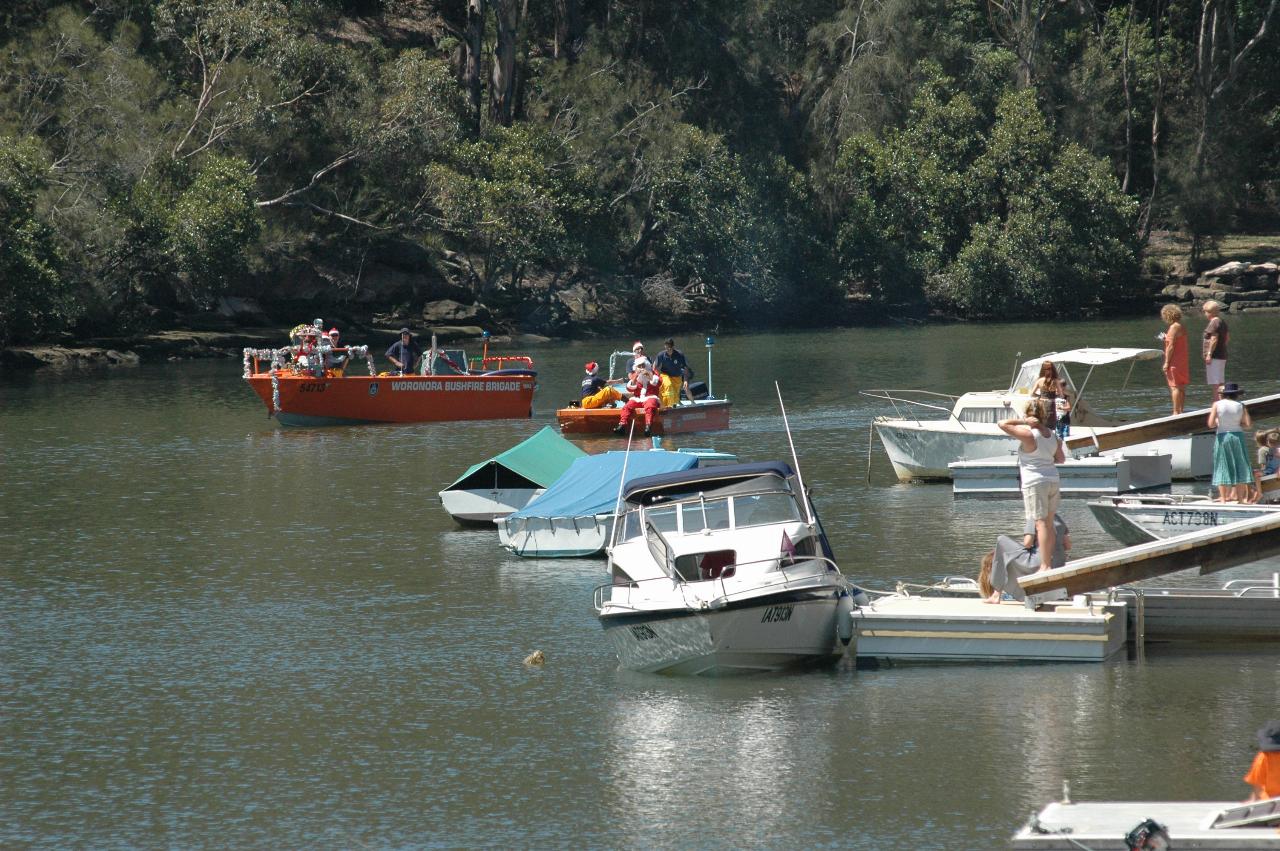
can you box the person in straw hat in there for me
[1208,381,1253,502]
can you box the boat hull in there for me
[874,419,1210,481]
[496,513,614,558]
[1087,497,1280,545]
[556,399,732,435]
[438,487,543,525]
[247,373,536,426]
[599,590,844,675]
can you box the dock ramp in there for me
[1066,392,1280,454]
[1020,511,1280,602]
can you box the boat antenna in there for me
[607,419,638,552]
[1007,351,1022,392]
[705,335,715,398]
[775,381,815,526]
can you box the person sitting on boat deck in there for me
[653,337,693,408]
[1244,720,1280,802]
[999,398,1064,573]
[1209,382,1253,503]
[385,327,423,375]
[326,327,347,376]
[580,361,625,409]
[980,514,1071,604]
[614,363,662,436]
[1250,428,1280,504]
[1030,361,1061,430]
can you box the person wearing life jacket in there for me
[614,360,661,436]
[580,361,624,409]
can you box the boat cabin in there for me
[610,462,828,585]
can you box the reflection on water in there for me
[3,317,1280,848]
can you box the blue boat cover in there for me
[506,451,699,521]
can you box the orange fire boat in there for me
[244,331,537,426]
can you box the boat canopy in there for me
[623,461,795,505]
[1020,348,1161,369]
[506,451,698,521]
[442,426,587,492]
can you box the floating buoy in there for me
[523,650,545,667]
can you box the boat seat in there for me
[698,550,736,580]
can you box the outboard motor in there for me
[687,381,711,400]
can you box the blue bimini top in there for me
[506,451,699,521]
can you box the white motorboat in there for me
[1087,493,1280,546]
[593,461,858,675]
[866,347,1212,481]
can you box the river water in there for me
[3,316,1279,848]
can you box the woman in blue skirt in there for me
[1209,382,1254,502]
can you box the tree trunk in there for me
[554,0,582,61]
[1120,0,1135,194]
[490,0,526,127]
[1139,0,1166,246]
[463,0,485,134]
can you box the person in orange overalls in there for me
[1245,721,1280,801]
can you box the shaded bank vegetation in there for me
[1,0,1278,347]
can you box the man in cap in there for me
[580,361,624,409]
[652,337,692,408]
[325,327,348,376]
[385,327,423,375]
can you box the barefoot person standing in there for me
[1160,304,1190,414]
[999,398,1065,573]
[1202,300,1229,402]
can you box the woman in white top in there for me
[998,398,1065,573]
[1208,381,1253,502]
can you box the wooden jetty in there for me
[1065,391,1280,455]
[1013,797,1280,849]
[1020,512,1280,603]
[849,595,1127,662]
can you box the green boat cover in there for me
[444,426,587,492]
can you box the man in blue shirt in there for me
[385,328,423,375]
[652,337,691,407]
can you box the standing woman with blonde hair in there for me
[999,398,1065,572]
[1160,304,1189,414]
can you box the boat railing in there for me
[593,555,842,613]
[1224,575,1280,597]
[859,389,961,425]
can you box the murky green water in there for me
[3,316,1279,848]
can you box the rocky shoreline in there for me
[1159,260,1280,313]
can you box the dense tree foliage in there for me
[0,0,1276,343]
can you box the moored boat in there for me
[243,333,537,426]
[556,345,731,436]
[593,461,856,675]
[865,348,1212,481]
[1087,493,1280,545]
[495,450,700,558]
[439,426,586,525]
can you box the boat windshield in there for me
[1009,362,1077,397]
[617,490,800,541]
